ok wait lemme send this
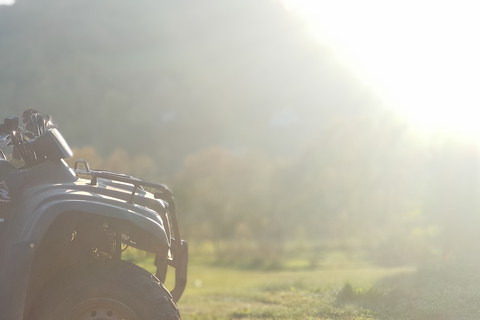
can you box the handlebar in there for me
[0,110,60,167]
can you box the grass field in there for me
[175,264,413,320]
[126,248,480,320]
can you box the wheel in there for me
[34,260,180,320]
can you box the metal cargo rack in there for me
[73,159,188,302]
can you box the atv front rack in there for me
[73,159,188,302]
[73,160,172,203]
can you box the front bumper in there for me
[170,240,188,303]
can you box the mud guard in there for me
[3,200,170,320]
[14,199,170,247]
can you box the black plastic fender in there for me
[11,188,170,248]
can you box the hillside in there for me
[0,0,374,169]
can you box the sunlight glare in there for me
[0,0,15,5]
[282,0,480,137]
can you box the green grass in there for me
[124,248,408,319]
[176,264,413,320]
[125,248,480,319]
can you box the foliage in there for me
[170,112,439,265]
[1,0,478,268]
[67,146,156,180]
[66,113,443,267]
[173,147,286,241]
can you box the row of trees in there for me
[69,110,480,266]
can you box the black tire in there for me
[35,260,180,320]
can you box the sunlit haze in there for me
[1,3,480,317]
[282,0,480,137]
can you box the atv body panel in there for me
[9,159,169,247]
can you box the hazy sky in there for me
[282,0,480,137]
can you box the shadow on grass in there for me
[337,261,480,320]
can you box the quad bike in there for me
[0,110,188,320]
